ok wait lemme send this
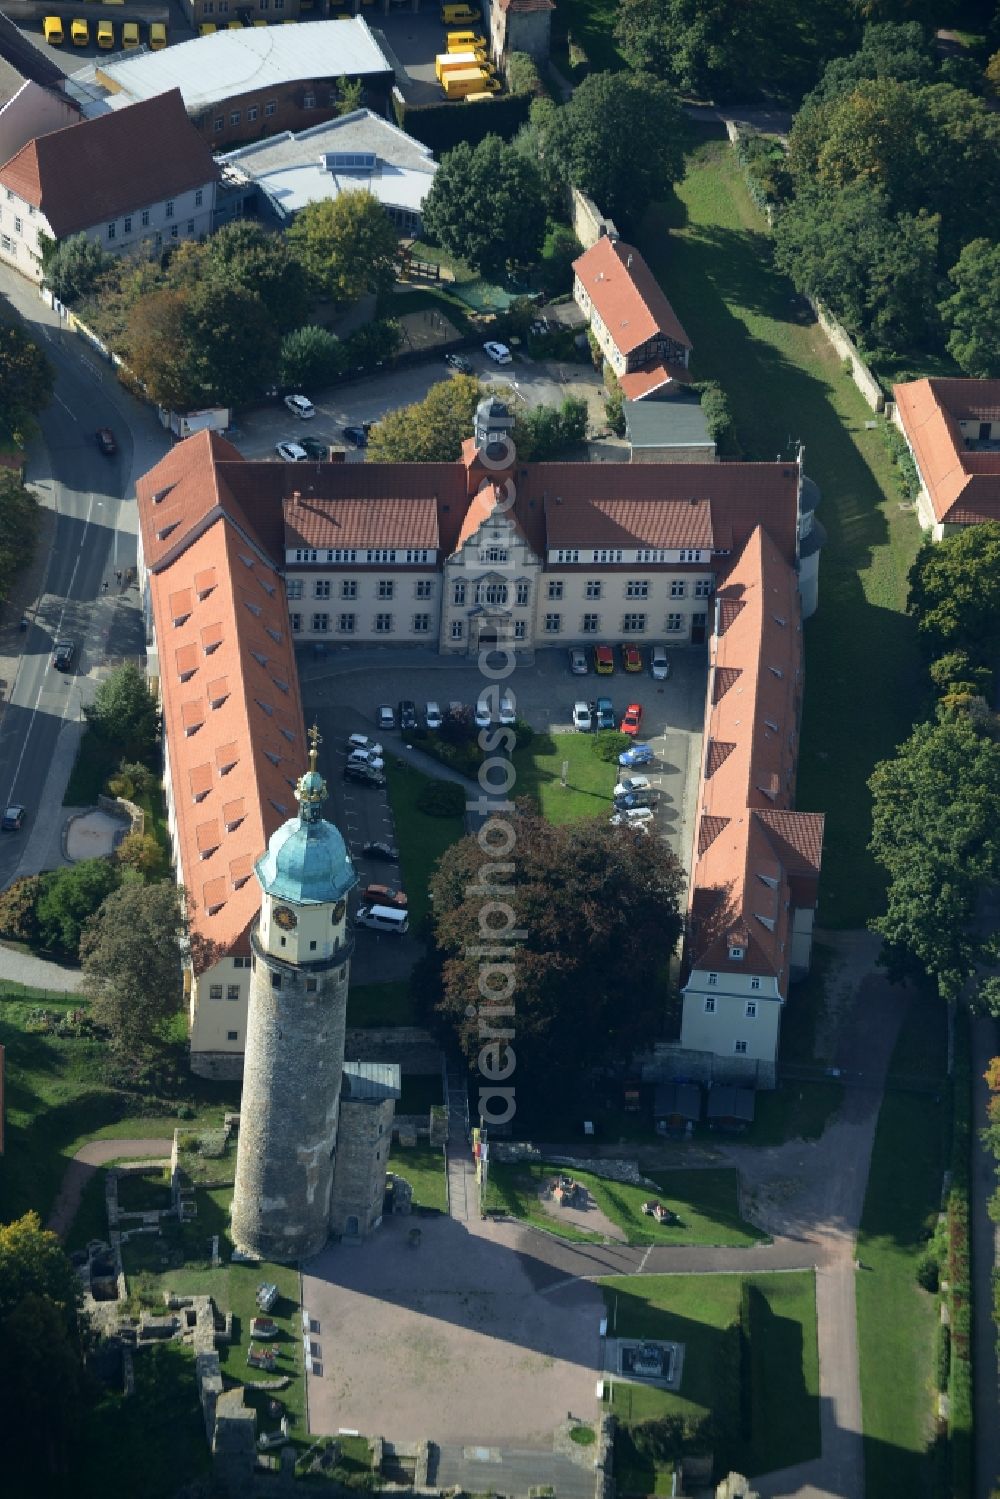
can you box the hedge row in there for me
[392,92,531,155]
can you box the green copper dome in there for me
[254,728,357,905]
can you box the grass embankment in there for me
[0,991,239,1226]
[855,991,947,1498]
[511,731,615,825]
[347,980,413,1027]
[383,756,465,926]
[485,1160,764,1248]
[603,1272,820,1489]
[390,1141,448,1212]
[642,140,923,926]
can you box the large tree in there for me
[35,858,122,960]
[126,287,197,411]
[939,238,1000,378]
[0,324,54,440]
[80,880,186,1057]
[197,219,311,333]
[869,714,1000,998]
[367,374,483,462]
[184,278,281,408]
[40,230,113,306]
[287,191,398,304]
[421,135,546,275]
[0,1215,85,1486]
[0,470,39,607]
[773,180,940,351]
[907,523,1000,664]
[83,662,158,764]
[615,0,776,99]
[427,806,684,1101]
[544,72,687,227]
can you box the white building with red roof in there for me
[893,378,1000,540]
[573,235,693,402]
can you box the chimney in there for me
[291,490,302,507]
[626,253,632,269]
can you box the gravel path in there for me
[46,1138,173,1240]
[0,945,86,993]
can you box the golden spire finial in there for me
[308,723,322,772]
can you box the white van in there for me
[355,903,409,935]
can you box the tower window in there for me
[227,1030,238,1041]
[309,940,317,950]
[271,972,281,989]
[306,979,318,992]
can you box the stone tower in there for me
[230,729,358,1262]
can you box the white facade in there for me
[0,178,216,282]
[680,967,782,1066]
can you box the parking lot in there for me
[301,646,706,917]
[230,350,605,465]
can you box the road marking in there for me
[54,393,78,422]
[4,493,95,806]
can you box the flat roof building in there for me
[215,108,436,236]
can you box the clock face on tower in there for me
[332,899,346,925]
[273,905,298,931]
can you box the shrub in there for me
[694,380,741,458]
[416,780,467,819]
[279,324,345,388]
[506,50,543,97]
[592,731,629,762]
[513,720,534,749]
[0,874,43,942]
[916,1250,940,1293]
[538,223,583,297]
[936,1321,951,1392]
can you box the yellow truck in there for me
[447,30,486,48]
[441,5,480,25]
[42,15,63,44]
[436,51,492,81]
[442,67,493,99]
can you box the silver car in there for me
[284,393,315,419]
[573,701,593,731]
[569,648,588,676]
[425,701,443,730]
[650,645,671,681]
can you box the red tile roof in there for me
[285,491,440,551]
[620,364,693,401]
[0,89,219,238]
[148,507,304,971]
[686,526,823,995]
[893,378,1000,526]
[573,237,692,358]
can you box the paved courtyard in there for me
[303,1213,604,1448]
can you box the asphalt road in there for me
[0,266,165,887]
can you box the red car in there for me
[594,644,614,675]
[621,703,643,736]
[622,643,642,673]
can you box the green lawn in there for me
[346,980,414,1027]
[383,756,466,925]
[643,141,923,926]
[0,993,239,1227]
[121,1182,307,1444]
[485,1161,765,1247]
[63,729,118,807]
[856,994,947,1499]
[389,1141,447,1211]
[511,730,615,825]
[603,1272,820,1482]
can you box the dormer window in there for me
[728,944,744,960]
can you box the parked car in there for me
[348,747,384,772]
[445,353,473,374]
[95,427,117,455]
[614,788,660,811]
[619,743,656,768]
[298,437,329,460]
[568,647,588,676]
[594,644,614,675]
[425,701,443,730]
[622,643,642,673]
[149,19,167,46]
[51,640,75,671]
[1,804,25,831]
[398,700,418,730]
[620,703,643,736]
[483,340,512,365]
[344,762,385,788]
[572,701,593,732]
[362,883,407,910]
[650,645,671,681]
[362,840,398,861]
[122,20,139,46]
[284,393,315,419]
[347,733,382,757]
[343,425,368,448]
[377,705,395,731]
[499,692,516,726]
[614,776,651,798]
[609,806,655,828]
[596,696,615,730]
[275,441,308,462]
[475,695,493,730]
